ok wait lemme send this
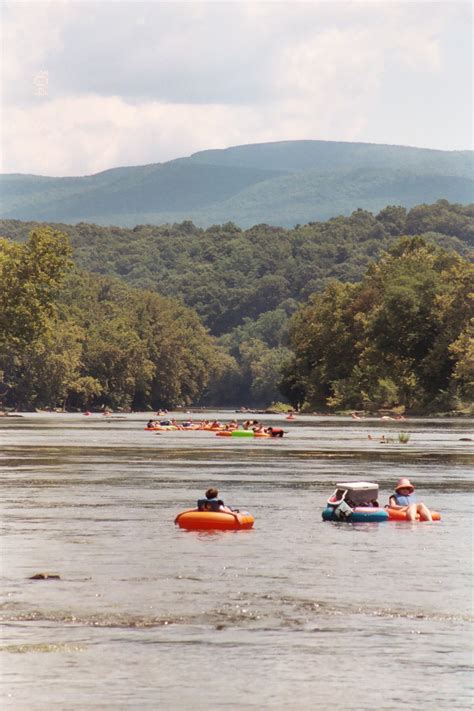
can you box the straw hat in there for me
[395,477,415,493]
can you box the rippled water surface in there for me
[1,412,473,710]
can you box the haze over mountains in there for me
[1,140,472,228]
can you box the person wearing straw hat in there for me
[389,478,433,521]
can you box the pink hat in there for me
[395,477,415,493]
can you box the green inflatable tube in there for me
[231,430,254,437]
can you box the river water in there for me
[1,412,473,710]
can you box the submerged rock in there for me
[28,573,61,580]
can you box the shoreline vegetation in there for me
[1,199,472,416]
[1,409,472,418]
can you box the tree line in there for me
[281,237,473,413]
[0,228,236,410]
[0,200,472,412]
[1,199,472,338]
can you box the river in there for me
[1,412,473,710]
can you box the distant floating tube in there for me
[144,425,178,430]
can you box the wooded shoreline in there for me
[1,200,472,415]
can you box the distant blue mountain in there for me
[1,140,472,228]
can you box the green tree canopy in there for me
[0,227,72,348]
[283,237,474,412]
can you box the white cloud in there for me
[2,88,383,175]
[0,1,451,106]
[0,1,472,175]
[1,1,69,101]
[1,96,254,174]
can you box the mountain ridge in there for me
[1,140,472,228]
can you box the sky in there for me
[1,0,472,176]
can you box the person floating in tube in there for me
[389,478,433,521]
[265,426,284,437]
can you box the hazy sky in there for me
[1,0,472,176]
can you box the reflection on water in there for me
[0,412,473,710]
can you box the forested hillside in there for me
[2,200,472,335]
[282,238,473,414]
[0,228,232,411]
[1,200,472,412]
[1,140,472,227]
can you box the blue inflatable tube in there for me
[322,506,389,522]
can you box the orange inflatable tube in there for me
[174,510,254,531]
[386,507,441,521]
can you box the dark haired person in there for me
[197,488,234,513]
